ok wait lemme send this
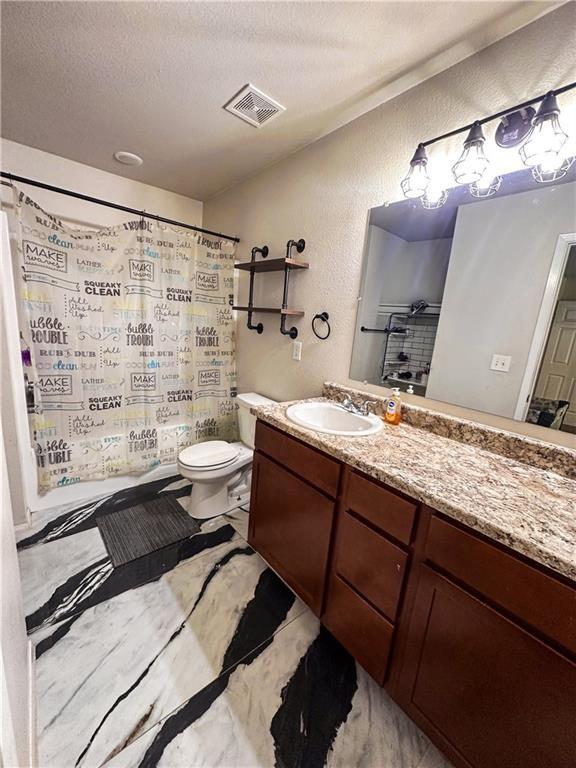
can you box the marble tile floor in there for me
[34,536,304,768]
[102,610,449,768]
[17,476,195,549]
[17,476,245,636]
[18,480,452,768]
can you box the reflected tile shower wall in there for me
[382,315,440,382]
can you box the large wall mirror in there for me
[350,168,576,437]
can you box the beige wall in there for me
[205,4,576,448]
[0,139,203,519]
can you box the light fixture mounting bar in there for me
[421,80,576,149]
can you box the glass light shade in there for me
[452,122,490,185]
[452,142,489,184]
[519,116,568,168]
[519,92,569,169]
[401,161,429,199]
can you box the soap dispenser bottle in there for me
[385,387,402,425]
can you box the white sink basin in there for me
[285,401,383,436]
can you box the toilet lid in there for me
[179,440,240,469]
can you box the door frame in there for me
[514,232,576,422]
[0,211,35,524]
[0,420,36,767]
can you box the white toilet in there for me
[177,392,276,519]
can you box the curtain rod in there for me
[422,80,576,148]
[0,171,240,244]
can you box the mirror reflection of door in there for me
[527,246,576,433]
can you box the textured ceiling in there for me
[0,1,561,201]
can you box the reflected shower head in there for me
[409,300,429,316]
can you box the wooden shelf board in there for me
[233,306,305,317]
[234,257,309,273]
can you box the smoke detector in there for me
[223,84,285,128]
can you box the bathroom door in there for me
[533,300,576,428]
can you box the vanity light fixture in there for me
[400,80,576,204]
[519,92,568,170]
[452,122,490,185]
[495,108,536,148]
[401,144,429,199]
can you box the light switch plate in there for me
[292,341,302,361]
[490,354,511,372]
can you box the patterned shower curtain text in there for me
[10,188,237,492]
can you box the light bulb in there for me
[421,173,448,208]
[452,122,490,185]
[538,140,568,172]
[475,168,496,190]
[519,92,568,169]
[470,169,502,198]
[401,144,429,199]
[532,155,574,184]
[521,118,568,168]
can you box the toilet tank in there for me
[236,392,276,448]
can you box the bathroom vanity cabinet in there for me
[248,420,576,768]
[249,421,341,614]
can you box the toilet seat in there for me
[179,440,240,470]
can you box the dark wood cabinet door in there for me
[248,452,336,615]
[399,565,576,768]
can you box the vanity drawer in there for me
[345,471,417,545]
[323,574,394,685]
[334,511,408,621]
[255,420,341,497]
[425,514,576,655]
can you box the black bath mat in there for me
[97,496,200,567]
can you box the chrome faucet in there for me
[342,396,378,416]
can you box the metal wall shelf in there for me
[234,257,309,273]
[234,239,308,338]
[232,306,304,316]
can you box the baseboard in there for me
[14,507,33,533]
[27,640,37,768]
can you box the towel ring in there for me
[312,311,330,340]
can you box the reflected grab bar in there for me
[360,326,409,334]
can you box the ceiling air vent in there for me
[223,84,285,128]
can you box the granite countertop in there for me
[252,398,576,582]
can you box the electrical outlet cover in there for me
[490,354,511,372]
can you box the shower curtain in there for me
[10,187,237,492]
